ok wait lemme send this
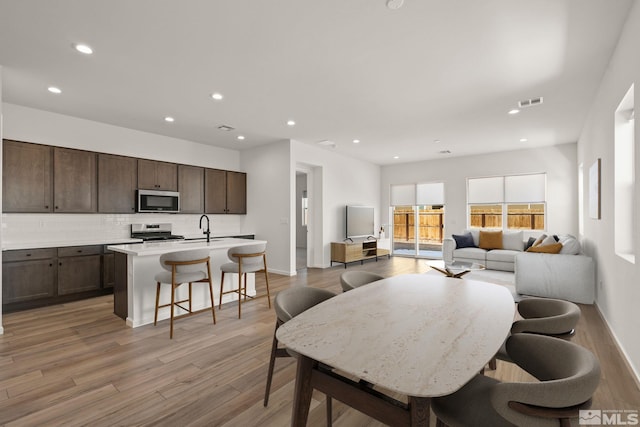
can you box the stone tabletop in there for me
[276,273,515,397]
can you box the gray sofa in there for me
[442,229,595,304]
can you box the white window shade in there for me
[468,177,504,204]
[505,174,546,203]
[390,184,416,206]
[416,182,444,205]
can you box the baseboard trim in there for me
[594,302,640,390]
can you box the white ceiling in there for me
[0,0,633,165]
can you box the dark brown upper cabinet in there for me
[205,169,246,214]
[3,140,53,212]
[53,147,98,213]
[137,159,177,191]
[178,164,205,214]
[98,154,138,213]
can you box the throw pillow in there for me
[526,242,563,254]
[502,230,524,251]
[479,230,503,250]
[452,232,475,248]
[524,237,537,250]
[531,234,547,247]
[559,235,581,255]
[539,235,557,247]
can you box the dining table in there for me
[275,273,515,426]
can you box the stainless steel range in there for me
[131,223,184,241]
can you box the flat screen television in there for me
[345,205,375,239]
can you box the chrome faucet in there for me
[199,214,211,243]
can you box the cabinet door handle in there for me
[26,253,32,257]
[77,250,83,253]
[59,262,62,266]
[49,263,53,267]
[45,205,49,209]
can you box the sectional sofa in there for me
[442,229,595,304]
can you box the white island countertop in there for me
[107,237,265,257]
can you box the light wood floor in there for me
[1,257,639,426]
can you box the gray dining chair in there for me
[433,334,600,427]
[339,270,385,292]
[489,297,580,369]
[153,248,216,339]
[264,286,337,426]
[219,242,271,319]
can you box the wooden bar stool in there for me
[219,242,271,319]
[154,248,216,339]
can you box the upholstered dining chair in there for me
[489,297,581,369]
[339,270,385,292]
[433,334,601,427]
[153,249,216,339]
[264,286,337,426]
[219,242,271,319]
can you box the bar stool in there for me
[219,242,271,319]
[154,248,216,339]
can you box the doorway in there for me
[295,171,308,270]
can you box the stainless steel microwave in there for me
[136,189,180,213]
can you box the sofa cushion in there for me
[486,249,520,263]
[539,235,558,247]
[452,232,475,248]
[479,230,503,250]
[532,234,547,247]
[453,247,487,261]
[502,230,524,251]
[467,229,481,247]
[527,242,563,254]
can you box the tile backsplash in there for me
[2,213,245,246]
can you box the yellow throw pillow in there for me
[526,242,563,254]
[479,230,503,250]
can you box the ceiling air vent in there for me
[518,97,544,108]
[439,150,451,154]
[317,140,336,148]
[217,125,235,131]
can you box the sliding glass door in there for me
[390,182,445,259]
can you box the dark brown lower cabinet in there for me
[2,245,116,313]
[2,254,57,304]
[57,246,102,295]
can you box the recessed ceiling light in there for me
[520,138,528,142]
[508,109,520,115]
[393,156,400,159]
[434,139,441,143]
[353,139,360,144]
[210,93,223,101]
[74,44,93,55]
[164,116,175,123]
[47,86,62,94]
[237,135,245,140]
[287,120,296,126]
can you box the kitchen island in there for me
[107,238,267,328]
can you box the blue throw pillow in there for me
[452,232,475,248]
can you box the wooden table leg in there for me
[291,355,315,427]
[409,396,431,426]
[429,265,453,277]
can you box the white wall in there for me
[292,141,381,268]
[577,1,640,380]
[240,140,292,275]
[381,144,578,239]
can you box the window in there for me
[468,174,546,230]
[614,84,635,263]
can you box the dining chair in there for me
[153,248,216,339]
[433,334,600,427]
[488,297,580,369]
[219,242,271,319]
[339,270,385,292]
[264,286,337,426]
